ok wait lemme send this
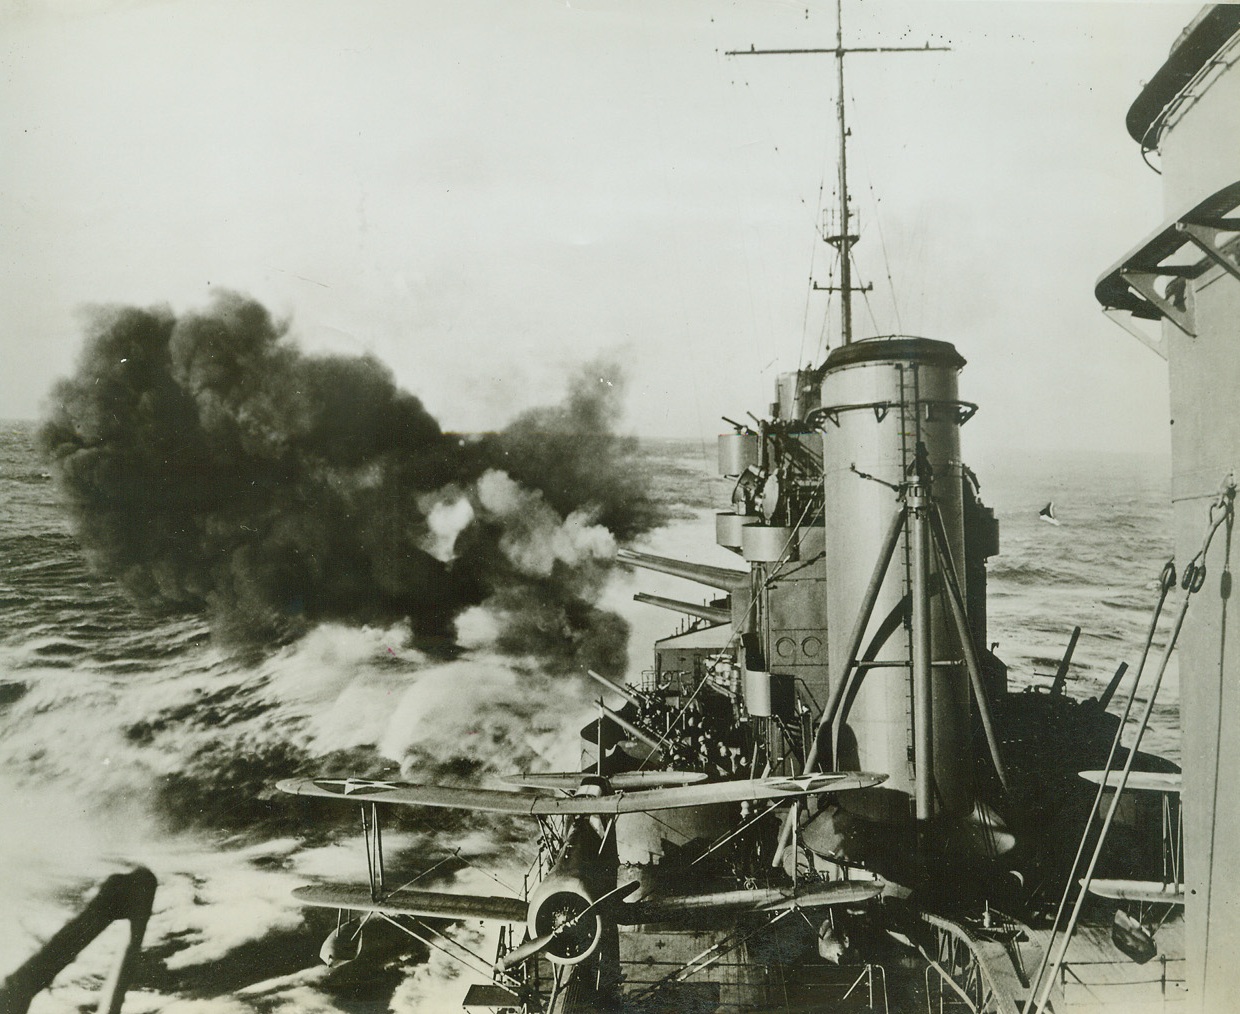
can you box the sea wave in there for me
[0,429,1182,1008]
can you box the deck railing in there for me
[1056,954,1187,1010]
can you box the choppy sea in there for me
[0,421,1177,1012]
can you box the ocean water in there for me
[0,422,1177,1012]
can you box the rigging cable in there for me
[847,87,900,335]
[1197,479,1235,987]
[1025,557,1177,1005]
[724,50,827,386]
[379,913,519,988]
[816,221,840,364]
[1030,487,1235,1014]
[855,247,881,337]
[800,152,833,370]
[864,177,904,333]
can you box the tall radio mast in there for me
[727,0,948,346]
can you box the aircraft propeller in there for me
[496,880,640,971]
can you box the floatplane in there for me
[277,766,887,1011]
[1074,768,1185,966]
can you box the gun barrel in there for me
[586,669,642,708]
[598,702,664,755]
[1050,626,1081,696]
[632,593,730,626]
[616,548,746,591]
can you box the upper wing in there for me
[277,771,886,816]
[293,883,527,923]
[501,770,709,791]
[1078,770,1182,793]
[278,778,565,814]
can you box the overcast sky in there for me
[2,0,1198,456]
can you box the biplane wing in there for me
[1084,879,1184,905]
[1078,770,1182,793]
[276,771,886,815]
[294,883,527,923]
[292,877,882,927]
[501,770,709,791]
[622,879,882,923]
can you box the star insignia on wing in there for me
[771,774,840,793]
[314,778,401,796]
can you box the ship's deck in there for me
[592,911,1188,1012]
[1025,918,1186,1013]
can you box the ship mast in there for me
[833,6,856,344]
[728,0,947,347]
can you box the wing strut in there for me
[362,802,385,899]
[376,912,523,991]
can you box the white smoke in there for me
[453,606,502,648]
[419,488,475,562]
[256,621,423,754]
[475,469,615,576]
[378,657,590,776]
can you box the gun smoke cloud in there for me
[39,291,662,673]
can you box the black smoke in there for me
[39,292,662,672]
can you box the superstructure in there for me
[270,5,1240,1013]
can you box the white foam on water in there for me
[0,439,1184,1008]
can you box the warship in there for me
[5,4,1236,1013]
[277,5,1240,1013]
